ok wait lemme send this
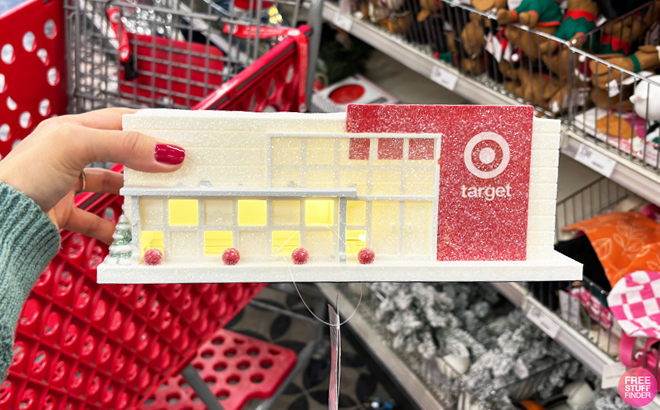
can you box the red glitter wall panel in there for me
[346,104,534,261]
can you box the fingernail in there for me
[155,144,185,165]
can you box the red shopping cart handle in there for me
[106,7,138,80]
[223,24,295,39]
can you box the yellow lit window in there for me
[305,200,334,226]
[204,231,233,255]
[169,199,198,226]
[347,201,366,226]
[140,231,164,255]
[238,200,267,226]
[272,231,300,256]
[346,230,366,254]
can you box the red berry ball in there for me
[222,248,240,265]
[357,248,375,265]
[144,248,163,266]
[291,248,309,265]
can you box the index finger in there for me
[73,107,139,130]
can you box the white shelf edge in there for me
[317,283,447,410]
[97,252,581,283]
[490,282,660,409]
[322,2,660,206]
[562,129,660,206]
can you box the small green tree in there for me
[108,215,132,265]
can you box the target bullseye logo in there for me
[463,132,510,179]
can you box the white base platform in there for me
[96,251,581,283]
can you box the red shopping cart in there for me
[0,0,323,407]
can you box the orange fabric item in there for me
[564,212,660,287]
[519,401,546,410]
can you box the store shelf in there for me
[561,129,660,207]
[319,281,660,409]
[322,2,518,106]
[317,283,446,410]
[491,282,660,409]
[321,2,660,207]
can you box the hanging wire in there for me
[271,225,364,327]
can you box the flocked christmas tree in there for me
[365,282,592,409]
[107,215,132,265]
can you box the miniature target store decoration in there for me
[97,105,581,283]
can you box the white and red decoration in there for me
[291,247,309,265]
[97,106,580,283]
[143,248,163,266]
[222,248,241,266]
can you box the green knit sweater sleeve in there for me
[0,182,60,379]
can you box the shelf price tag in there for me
[333,12,353,32]
[601,363,626,389]
[525,303,561,339]
[573,143,617,178]
[430,66,458,91]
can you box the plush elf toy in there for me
[542,0,599,54]
[496,0,563,28]
[498,0,563,58]
[540,0,599,108]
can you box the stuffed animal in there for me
[472,0,507,12]
[496,0,563,28]
[496,0,563,57]
[591,83,636,111]
[488,26,524,81]
[590,45,660,89]
[460,0,508,81]
[522,70,560,111]
[540,0,600,55]
[537,0,599,113]
[461,13,486,56]
[461,55,486,75]
[416,0,442,22]
[503,66,559,111]
[621,74,660,148]
[367,0,412,35]
[379,11,413,34]
[587,3,660,110]
[597,3,659,55]
[597,0,656,19]
[631,74,660,121]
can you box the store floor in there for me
[227,285,396,410]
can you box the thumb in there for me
[69,125,186,173]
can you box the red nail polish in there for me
[155,144,185,165]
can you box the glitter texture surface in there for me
[346,104,534,261]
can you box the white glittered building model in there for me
[97,105,582,283]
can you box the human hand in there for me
[0,108,185,245]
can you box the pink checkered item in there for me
[608,271,660,338]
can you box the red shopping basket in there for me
[142,328,297,410]
[0,168,266,410]
[0,0,311,407]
